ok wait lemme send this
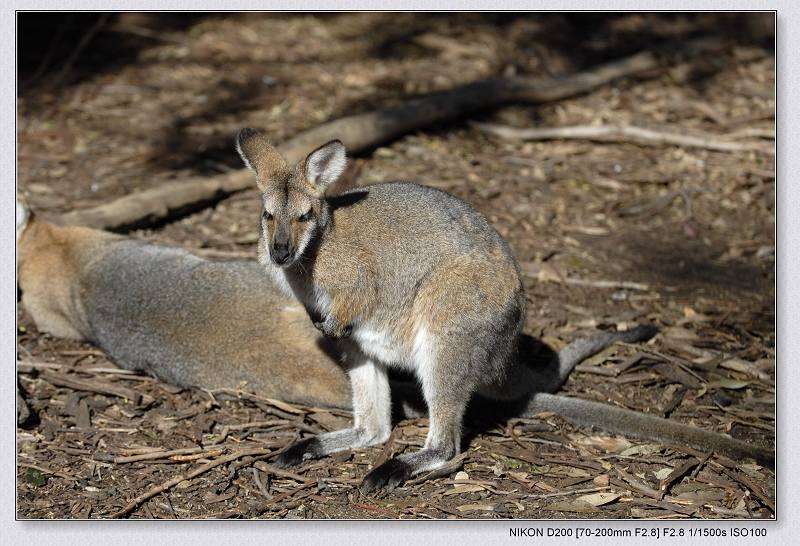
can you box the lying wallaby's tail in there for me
[526,392,774,469]
[542,324,658,393]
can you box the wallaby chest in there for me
[276,264,411,366]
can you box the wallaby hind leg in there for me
[360,339,478,493]
[274,349,391,467]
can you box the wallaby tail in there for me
[544,324,658,392]
[526,392,774,468]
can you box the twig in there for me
[208,419,289,445]
[251,467,272,499]
[658,458,701,499]
[111,446,229,464]
[170,450,225,462]
[206,388,309,414]
[506,419,533,451]
[371,427,401,469]
[626,496,699,516]
[253,461,314,484]
[525,486,612,500]
[259,481,316,507]
[560,276,650,291]
[110,447,272,518]
[471,122,775,155]
[614,469,661,500]
[38,370,144,405]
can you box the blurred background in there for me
[17,12,775,519]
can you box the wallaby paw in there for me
[359,458,413,494]
[315,317,352,339]
[273,438,320,468]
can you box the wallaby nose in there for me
[272,243,292,265]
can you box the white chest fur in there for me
[353,326,407,366]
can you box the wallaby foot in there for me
[273,425,389,468]
[360,458,412,493]
[359,445,456,493]
[272,437,323,467]
[275,354,391,467]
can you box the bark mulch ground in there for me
[17,13,774,519]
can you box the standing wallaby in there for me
[16,198,774,474]
[238,130,657,491]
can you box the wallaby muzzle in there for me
[271,243,294,266]
[270,228,295,266]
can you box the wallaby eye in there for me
[262,210,273,222]
[298,210,313,222]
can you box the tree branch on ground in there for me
[54,50,660,231]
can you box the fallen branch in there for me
[110,447,272,518]
[54,50,660,232]
[471,122,775,155]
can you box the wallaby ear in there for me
[304,140,347,192]
[16,194,31,241]
[236,128,287,185]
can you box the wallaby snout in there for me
[271,239,294,266]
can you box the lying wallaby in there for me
[16,200,352,408]
[236,129,773,491]
[16,199,774,477]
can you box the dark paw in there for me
[315,318,352,339]
[272,438,320,468]
[359,458,413,494]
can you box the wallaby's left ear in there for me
[305,140,347,192]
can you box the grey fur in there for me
[526,392,773,467]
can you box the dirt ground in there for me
[16,13,775,519]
